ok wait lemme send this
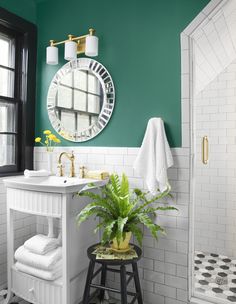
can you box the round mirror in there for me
[47,58,115,142]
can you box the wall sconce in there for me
[46,28,98,65]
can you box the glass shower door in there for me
[193,57,236,303]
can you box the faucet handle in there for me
[80,166,87,178]
[57,163,64,177]
[69,151,75,161]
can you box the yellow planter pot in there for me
[111,232,132,250]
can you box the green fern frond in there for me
[76,204,112,225]
[137,213,164,240]
[101,220,116,245]
[116,217,128,243]
[126,223,143,246]
[120,173,129,198]
[109,174,121,196]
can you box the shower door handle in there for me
[202,136,208,165]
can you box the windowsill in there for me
[0,171,24,179]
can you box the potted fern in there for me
[76,173,177,251]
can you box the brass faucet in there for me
[58,151,76,177]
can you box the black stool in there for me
[82,243,143,304]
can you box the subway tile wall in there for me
[194,58,236,258]
[34,146,190,304]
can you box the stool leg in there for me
[99,264,107,301]
[82,260,95,304]
[120,265,128,304]
[132,262,143,304]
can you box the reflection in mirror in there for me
[47,58,115,142]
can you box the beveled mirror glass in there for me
[47,58,115,142]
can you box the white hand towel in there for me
[15,261,62,281]
[133,118,173,194]
[24,169,50,178]
[15,246,62,271]
[24,234,59,255]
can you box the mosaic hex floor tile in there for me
[195,251,236,302]
[0,295,120,304]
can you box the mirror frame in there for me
[47,58,115,142]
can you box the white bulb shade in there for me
[85,35,98,57]
[46,46,58,65]
[64,40,77,61]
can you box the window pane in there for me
[57,86,72,108]
[0,67,14,98]
[60,73,72,87]
[74,70,87,91]
[74,90,87,111]
[0,34,15,68]
[91,115,98,125]
[88,72,101,95]
[0,101,16,132]
[0,134,16,166]
[77,114,90,132]
[88,95,100,114]
[61,111,75,132]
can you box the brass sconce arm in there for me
[49,28,95,50]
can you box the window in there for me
[0,8,37,176]
[0,27,18,170]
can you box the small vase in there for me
[47,151,53,175]
[111,232,132,251]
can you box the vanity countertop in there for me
[3,175,107,194]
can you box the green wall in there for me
[4,0,210,147]
[0,0,36,24]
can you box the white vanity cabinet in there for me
[4,176,105,304]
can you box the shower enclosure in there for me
[190,0,236,303]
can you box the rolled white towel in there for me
[24,234,59,255]
[15,245,62,271]
[15,261,61,281]
[24,169,50,178]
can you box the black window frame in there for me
[0,8,37,177]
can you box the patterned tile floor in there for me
[0,294,120,304]
[195,251,236,302]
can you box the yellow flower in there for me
[54,138,61,143]
[48,134,57,141]
[35,137,41,143]
[43,130,51,135]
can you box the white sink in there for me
[3,175,107,193]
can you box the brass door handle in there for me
[202,136,208,165]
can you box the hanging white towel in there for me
[15,261,62,281]
[15,245,62,271]
[133,118,173,194]
[24,234,59,255]
[24,169,50,178]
